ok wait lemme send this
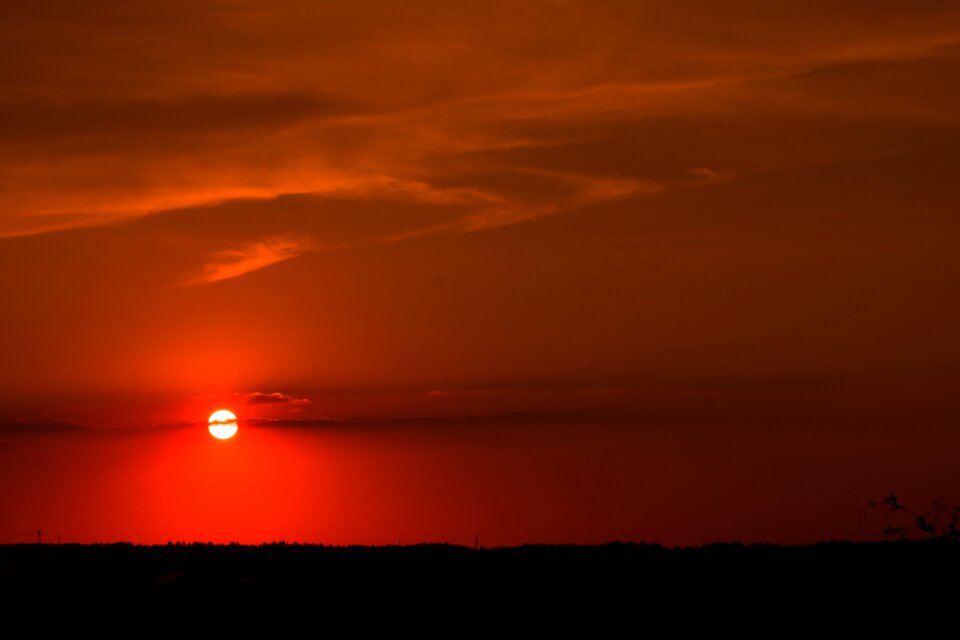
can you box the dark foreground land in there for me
[1,540,958,608]
[1,540,958,631]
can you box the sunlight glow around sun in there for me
[208,409,238,439]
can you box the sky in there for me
[1,1,959,545]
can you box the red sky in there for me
[1,1,959,545]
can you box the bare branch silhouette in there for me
[861,491,960,540]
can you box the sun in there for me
[208,409,238,440]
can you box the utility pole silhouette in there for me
[474,534,479,550]
[37,529,42,544]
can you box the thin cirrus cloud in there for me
[2,3,958,241]
[174,168,662,286]
[186,237,313,285]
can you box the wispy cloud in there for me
[456,170,666,233]
[246,417,341,428]
[244,391,312,405]
[0,416,89,435]
[187,236,312,285]
[2,3,958,240]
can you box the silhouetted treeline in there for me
[1,540,958,629]
[1,540,958,598]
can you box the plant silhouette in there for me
[861,491,960,540]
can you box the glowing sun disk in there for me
[208,409,238,439]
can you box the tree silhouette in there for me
[861,491,960,540]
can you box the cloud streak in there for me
[187,237,313,285]
[244,391,312,405]
[0,416,89,435]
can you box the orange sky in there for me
[1,2,959,545]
